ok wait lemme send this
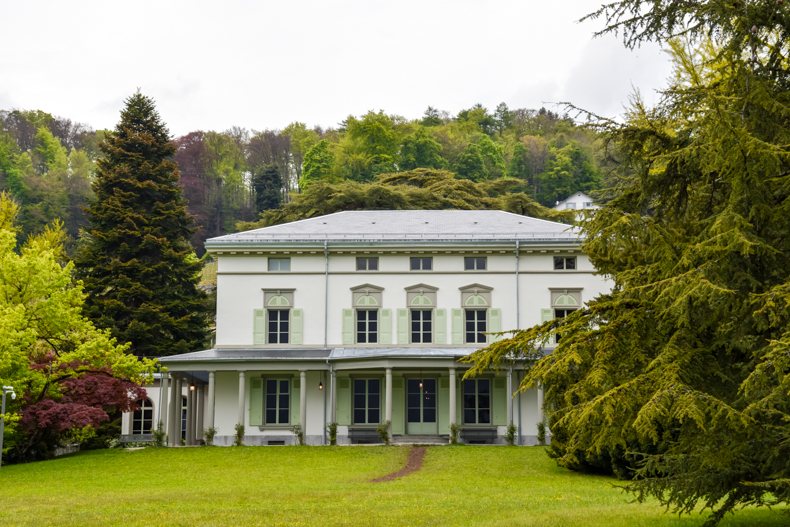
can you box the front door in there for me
[406,378,438,434]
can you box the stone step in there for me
[392,435,448,445]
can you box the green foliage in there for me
[251,164,282,212]
[466,2,789,523]
[152,422,166,447]
[292,424,304,446]
[537,421,546,446]
[203,426,217,446]
[240,169,572,230]
[75,92,210,358]
[0,192,155,461]
[505,423,517,446]
[234,423,244,446]
[399,128,445,170]
[449,423,460,445]
[327,422,337,446]
[300,139,336,190]
[377,421,391,445]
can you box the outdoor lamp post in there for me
[0,385,17,468]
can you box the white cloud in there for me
[0,0,674,135]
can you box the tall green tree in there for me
[0,193,155,461]
[466,2,789,524]
[75,92,210,358]
[252,164,283,212]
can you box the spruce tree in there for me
[76,92,209,358]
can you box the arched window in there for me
[132,398,154,435]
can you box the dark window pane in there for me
[369,379,380,393]
[479,379,490,393]
[354,409,365,423]
[408,409,421,421]
[566,257,576,270]
[423,408,436,422]
[464,409,476,423]
[408,393,420,407]
[266,409,276,423]
[479,409,491,424]
[279,409,289,423]
[369,408,380,423]
[267,380,277,392]
[368,394,379,408]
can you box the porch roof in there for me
[158,346,476,364]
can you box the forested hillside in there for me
[0,103,603,252]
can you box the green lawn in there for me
[0,446,785,526]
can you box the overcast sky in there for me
[0,0,673,137]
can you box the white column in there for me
[196,385,205,443]
[207,371,216,431]
[186,385,195,445]
[237,371,246,426]
[169,376,181,446]
[537,382,545,425]
[329,369,337,424]
[506,368,514,426]
[448,368,457,431]
[385,368,393,429]
[159,373,169,434]
[299,371,307,438]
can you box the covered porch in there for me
[149,347,545,446]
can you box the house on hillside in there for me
[553,191,599,215]
[121,210,611,446]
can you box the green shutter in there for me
[541,308,554,323]
[380,309,392,344]
[291,309,304,344]
[451,309,463,345]
[342,309,354,345]
[397,309,409,344]
[253,309,266,345]
[290,378,299,425]
[249,377,263,426]
[492,377,507,425]
[336,378,351,425]
[435,308,447,344]
[488,308,502,343]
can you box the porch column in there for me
[448,368,457,434]
[329,369,337,424]
[506,368,514,426]
[186,384,195,445]
[168,375,180,446]
[237,371,246,426]
[196,384,205,443]
[299,371,307,439]
[536,382,544,426]
[385,368,393,429]
[159,373,169,434]
[206,371,216,431]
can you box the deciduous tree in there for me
[0,193,155,462]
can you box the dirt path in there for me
[371,446,427,482]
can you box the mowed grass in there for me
[0,446,786,526]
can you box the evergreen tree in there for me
[75,92,209,358]
[466,2,789,524]
[252,164,283,212]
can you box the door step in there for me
[392,435,448,445]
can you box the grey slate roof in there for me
[159,348,332,362]
[159,347,473,363]
[205,210,579,249]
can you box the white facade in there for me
[122,210,611,446]
[553,191,599,213]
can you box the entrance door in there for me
[406,378,438,434]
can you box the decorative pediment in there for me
[350,283,384,293]
[404,283,439,293]
[459,283,493,293]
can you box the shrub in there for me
[449,423,460,445]
[327,422,337,446]
[293,424,304,446]
[506,423,517,446]
[204,426,217,446]
[377,421,391,445]
[234,423,244,446]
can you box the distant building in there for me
[122,210,611,446]
[553,191,599,213]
